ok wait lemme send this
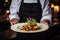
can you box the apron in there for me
[16,0,43,40]
[18,0,42,23]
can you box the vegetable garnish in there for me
[17,17,41,31]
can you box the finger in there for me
[10,22,14,26]
[13,21,18,25]
[40,22,48,25]
[11,21,19,25]
[10,22,16,26]
[42,22,48,25]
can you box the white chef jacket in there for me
[9,0,52,23]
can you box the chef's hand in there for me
[41,20,50,26]
[10,18,19,25]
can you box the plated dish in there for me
[11,18,49,33]
[11,23,49,33]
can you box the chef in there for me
[9,0,52,40]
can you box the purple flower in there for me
[27,17,32,21]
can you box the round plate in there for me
[11,23,49,33]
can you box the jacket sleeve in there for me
[9,0,22,20]
[40,0,52,24]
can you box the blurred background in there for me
[0,0,60,40]
[0,0,60,26]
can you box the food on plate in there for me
[17,17,41,31]
[20,24,40,31]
